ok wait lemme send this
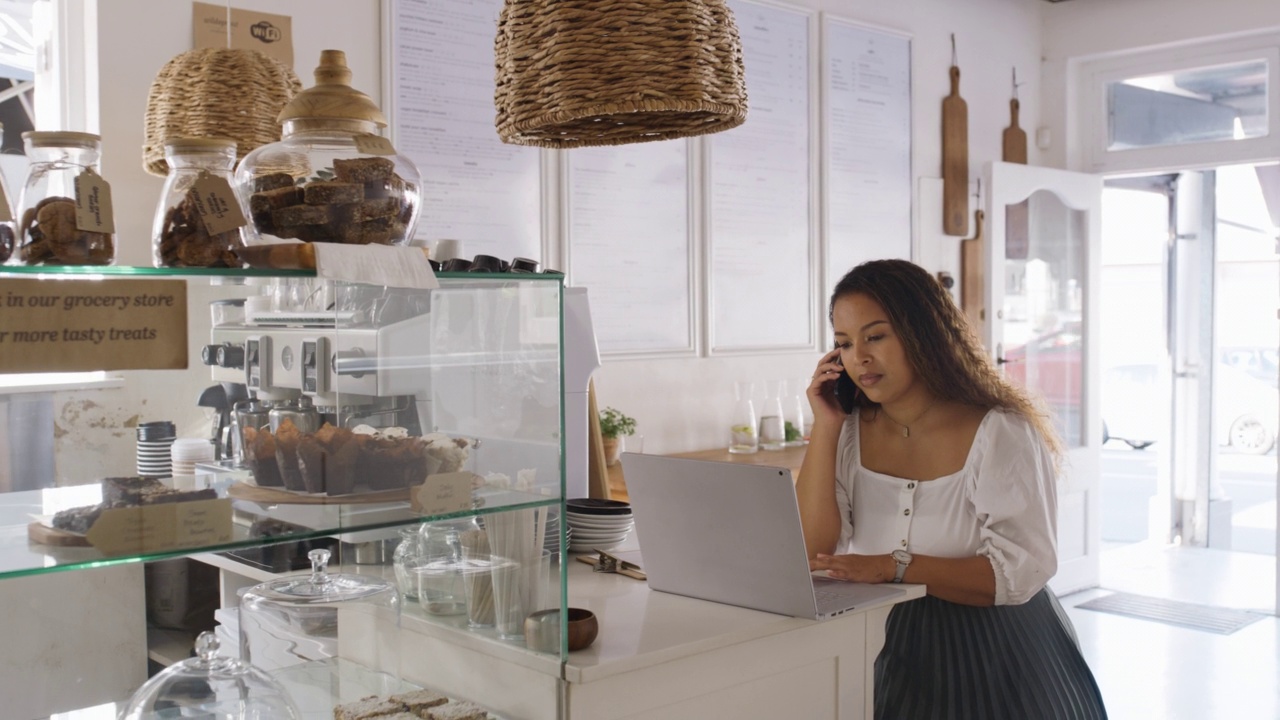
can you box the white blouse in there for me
[833,408,1058,605]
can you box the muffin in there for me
[243,426,283,487]
[273,417,306,491]
[297,423,361,495]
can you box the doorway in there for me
[1100,164,1278,613]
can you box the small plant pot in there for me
[602,437,621,467]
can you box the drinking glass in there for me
[729,381,759,454]
[759,380,787,451]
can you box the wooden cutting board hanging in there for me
[960,207,986,332]
[942,35,969,237]
[1003,68,1031,260]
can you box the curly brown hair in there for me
[829,259,1064,461]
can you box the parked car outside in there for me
[1102,362,1279,454]
[1004,328,1278,454]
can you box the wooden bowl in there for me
[524,607,599,653]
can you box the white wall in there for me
[52,0,1048,479]
[596,0,1048,453]
[1040,0,1280,171]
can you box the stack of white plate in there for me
[565,498,633,553]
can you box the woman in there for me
[798,259,1107,719]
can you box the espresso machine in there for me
[202,278,600,500]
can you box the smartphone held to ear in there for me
[832,357,857,414]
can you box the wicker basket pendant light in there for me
[494,0,749,148]
[143,48,303,176]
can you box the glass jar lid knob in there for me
[309,548,333,588]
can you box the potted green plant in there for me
[598,406,637,467]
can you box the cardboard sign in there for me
[411,472,478,517]
[85,498,232,557]
[193,2,294,69]
[192,172,249,236]
[0,278,188,372]
[74,170,116,233]
[353,134,398,156]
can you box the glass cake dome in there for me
[238,548,401,676]
[119,631,302,720]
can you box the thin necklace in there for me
[879,399,939,438]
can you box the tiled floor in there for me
[1061,542,1279,719]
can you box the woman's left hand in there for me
[810,553,894,584]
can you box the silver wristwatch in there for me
[891,549,913,583]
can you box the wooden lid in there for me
[22,131,101,148]
[276,50,386,127]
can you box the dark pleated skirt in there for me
[875,589,1108,720]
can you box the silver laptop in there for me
[620,453,909,620]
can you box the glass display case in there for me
[0,265,567,720]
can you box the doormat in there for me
[1075,592,1266,635]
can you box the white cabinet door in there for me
[983,161,1104,595]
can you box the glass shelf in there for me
[2,477,561,581]
[0,264,563,283]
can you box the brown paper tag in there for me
[192,173,249,236]
[0,180,12,223]
[85,498,232,557]
[192,1,293,69]
[354,134,397,156]
[411,472,478,517]
[0,278,187,373]
[74,170,116,233]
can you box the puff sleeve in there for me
[970,411,1059,605]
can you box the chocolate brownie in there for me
[333,695,405,720]
[51,504,105,534]
[389,689,448,714]
[333,157,395,184]
[426,701,487,720]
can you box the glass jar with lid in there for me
[235,49,421,248]
[11,131,114,266]
[120,631,302,720]
[238,548,401,678]
[395,515,482,614]
[0,122,15,263]
[152,137,247,267]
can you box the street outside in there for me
[1101,446,1277,555]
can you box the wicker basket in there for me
[494,0,748,148]
[143,48,302,177]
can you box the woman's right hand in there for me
[808,347,849,428]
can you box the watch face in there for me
[892,549,912,563]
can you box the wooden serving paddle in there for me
[1002,97,1028,164]
[1003,69,1031,259]
[942,52,969,236]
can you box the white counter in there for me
[390,549,924,720]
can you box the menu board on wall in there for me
[385,0,541,261]
[822,16,912,294]
[567,140,694,354]
[708,0,814,352]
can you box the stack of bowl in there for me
[565,499,633,553]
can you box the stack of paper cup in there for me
[171,438,216,477]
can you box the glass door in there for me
[984,161,1105,594]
